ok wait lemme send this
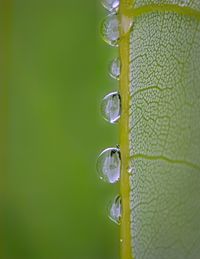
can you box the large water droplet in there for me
[101,13,120,47]
[101,0,119,12]
[109,57,121,80]
[97,147,121,183]
[108,195,122,224]
[101,92,121,123]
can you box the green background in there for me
[2,1,120,258]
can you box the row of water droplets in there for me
[97,0,122,225]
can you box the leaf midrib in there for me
[122,4,200,21]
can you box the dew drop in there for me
[97,147,121,183]
[108,195,122,224]
[109,57,121,80]
[101,0,119,12]
[101,92,121,124]
[128,167,132,174]
[101,13,120,47]
[121,15,133,35]
[128,166,135,174]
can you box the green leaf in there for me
[119,1,200,259]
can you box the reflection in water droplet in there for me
[97,147,121,183]
[108,195,122,224]
[101,0,119,12]
[101,13,120,47]
[101,92,121,123]
[109,57,121,80]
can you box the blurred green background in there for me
[1,0,120,258]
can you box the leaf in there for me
[119,1,200,259]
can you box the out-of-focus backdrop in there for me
[1,0,120,258]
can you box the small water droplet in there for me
[128,163,135,174]
[108,195,122,224]
[121,15,133,35]
[101,13,120,47]
[101,92,121,123]
[101,0,119,12]
[120,238,123,243]
[128,167,132,174]
[97,147,121,183]
[109,57,121,80]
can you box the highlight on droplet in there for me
[101,0,119,12]
[108,195,122,224]
[96,147,121,183]
[109,57,121,80]
[100,13,120,47]
[101,92,121,124]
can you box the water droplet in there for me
[109,57,121,80]
[121,15,133,35]
[108,195,122,224]
[128,167,132,174]
[128,166,135,174]
[101,13,120,47]
[101,92,121,123]
[97,147,121,183]
[101,0,119,12]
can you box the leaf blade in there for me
[120,2,200,259]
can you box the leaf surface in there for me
[119,1,200,259]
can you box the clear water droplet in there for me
[108,195,122,224]
[101,92,121,123]
[97,147,121,183]
[121,15,133,35]
[109,57,121,80]
[101,13,120,47]
[128,167,132,174]
[101,0,119,12]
